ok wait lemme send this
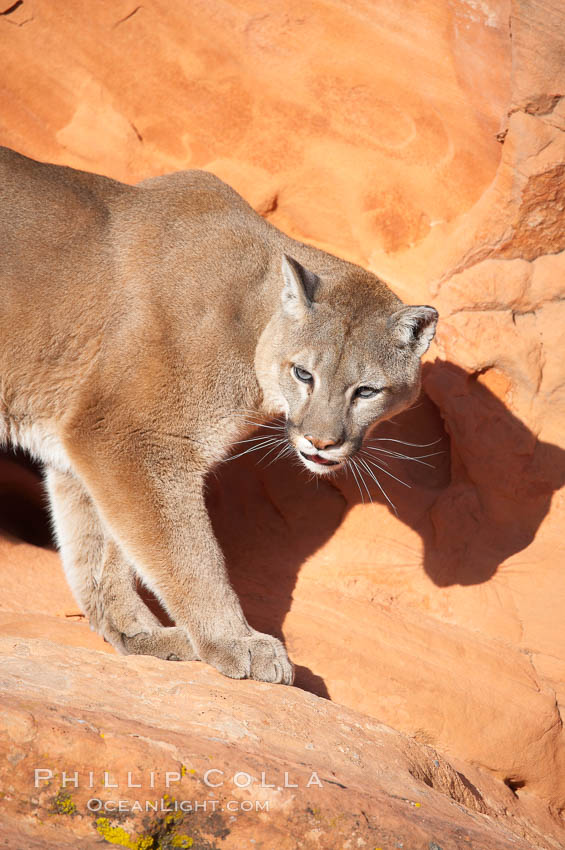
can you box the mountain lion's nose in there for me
[305,435,340,451]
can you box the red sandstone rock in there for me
[0,635,555,849]
[0,0,564,847]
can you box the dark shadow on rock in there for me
[200,379,448,699]
[203,359,565,694]
[0,448,53,547]
[420,361,565,587]
[1,360,563,701]
[293,665,330,699]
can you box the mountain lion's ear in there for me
[281,255,319,319]
[388,305,438,356]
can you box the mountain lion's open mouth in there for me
[299,451,340,467]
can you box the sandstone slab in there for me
[0,635,556,850]
[0,0,564,846]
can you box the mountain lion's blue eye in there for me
[293,365,313,383]
[355,386,381,399]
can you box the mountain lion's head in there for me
[255,255,438,476]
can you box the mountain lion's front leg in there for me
[64,433,294,685]
[45,467,197,662]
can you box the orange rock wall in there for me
[1,0,564,842]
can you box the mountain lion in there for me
[0,146,437,685]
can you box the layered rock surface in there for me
[0,634,550,850]
[0,0,564,847]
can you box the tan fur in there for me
[0,146,437,684]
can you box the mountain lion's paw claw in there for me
[203,633,294,685]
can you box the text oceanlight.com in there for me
[87,798,269,813]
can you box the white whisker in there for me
[225,437,282,462]
[241,423,285,431]
[362,447,441,469]
[347,459,365,503]
[258,439,290,465]
[356,456,398,515]
[232,417,286,430]
[366,437,442,448]
[362,455,411,488]
[230,409,286,421]
[360,449,391,468]
[225,409,287,430]
[351,458,372,503]
[232,432,286,445]
[265,444,295,468]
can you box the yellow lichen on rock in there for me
[95,818,154,850]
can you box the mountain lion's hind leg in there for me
[45,467,197,662]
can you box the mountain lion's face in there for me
[255,255,438,476]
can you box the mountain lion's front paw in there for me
[121,626,198,662]
[201,632,294,685]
